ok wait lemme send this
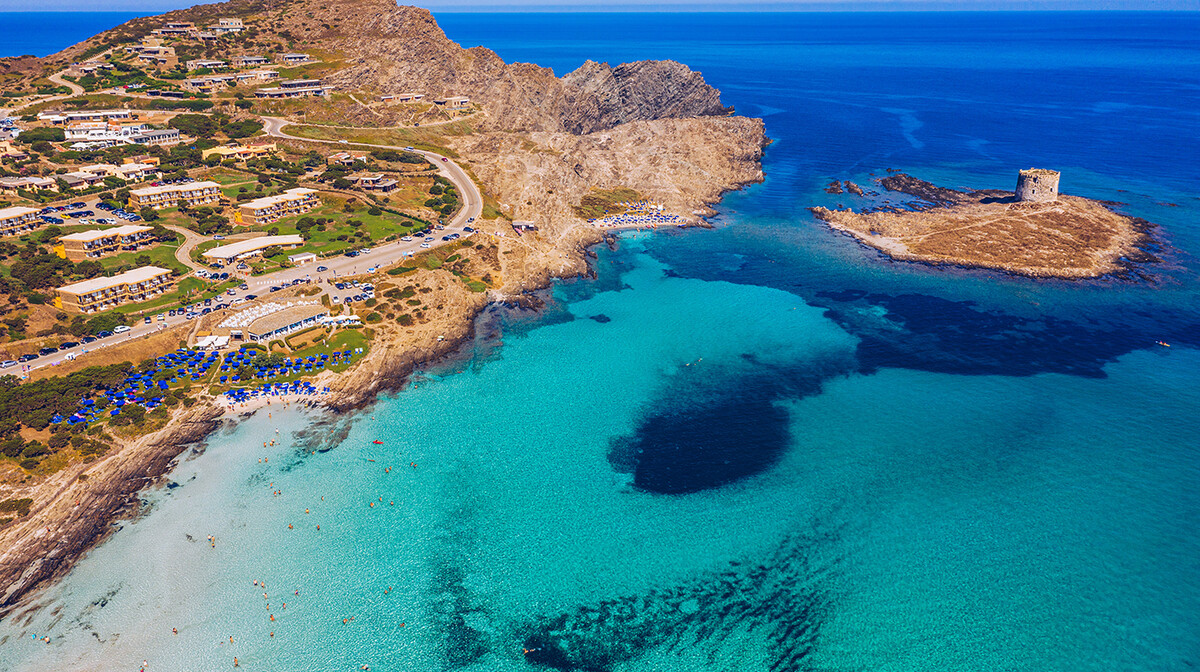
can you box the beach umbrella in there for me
[110,409,120,416]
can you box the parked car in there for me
[81,336,96,344]
[401,236,413,242]
[185,312,197,320]
[39,347,59,356]
[0,360,16,369]
[60,341,79,348]
[245,294,258,300]
[201,307,212,315]
[144,316,152,324]
[463,226,475,233]
[17,354,37,362]
[316,266,328,272]
[239,284,249,290]
[168,310,177,317]
[213,235,225,240]
[68,202,85,208]
[158,313,166,321]
[420,243,430,248]
[95,330,112,338]
[344,251,359,258]
[113,325,131,334]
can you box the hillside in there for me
[26,0,731,135]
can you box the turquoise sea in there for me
[2,11,1200,672]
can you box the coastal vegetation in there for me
[573,187,643,220]
[285,123,470,157]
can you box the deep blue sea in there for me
[2,11,1200,672]
[0,12,151,58]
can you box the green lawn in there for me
[100,243,188,276]
[235,198,425,260]
[205,169,257,186]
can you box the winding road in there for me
[261,116,484,229]
[162,224,208,272]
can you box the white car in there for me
[113,325,131,334]
[420,243,430,248]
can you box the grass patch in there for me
[100,243,188,276]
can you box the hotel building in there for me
[128,181,221,209]
[55,266,173,313]
[0,206,41,236]
[235,188,319,225]
[56,225,154,262]
[202,235,304,263]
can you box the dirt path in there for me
[47,71,85,97]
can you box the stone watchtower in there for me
[1015,168,1060,203]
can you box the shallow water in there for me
[2,11,1199,672]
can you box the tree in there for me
[140,207,159,222]
[167,113,218,138]
[16,127,64,144]
[222,120,262,138]
[135,254,151,266]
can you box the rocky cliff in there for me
[292,1,732,133]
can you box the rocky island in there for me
[812,169,1160,279]
[0,0,766,614]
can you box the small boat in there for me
[372,440,384,444]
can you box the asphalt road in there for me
[261,116,484,230]
[16,132,485,374]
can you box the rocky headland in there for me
[811,174,1160,279]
